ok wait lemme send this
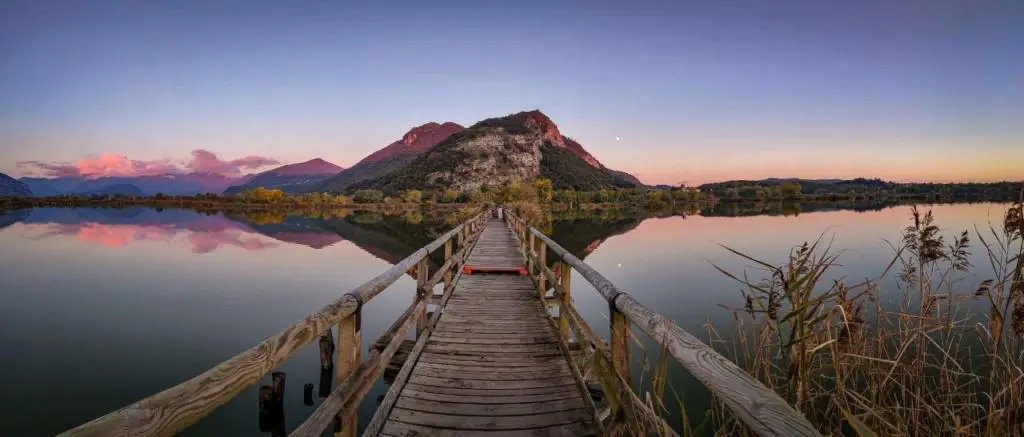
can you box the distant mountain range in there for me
[0,173,33,197]
[10,110,645,196]
[82,184,146,197]
[224,158,343,195]
[19,173,252,197]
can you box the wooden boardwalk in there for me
[61,209,820,437]
[377,219,599,436]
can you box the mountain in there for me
[0,173,33,197]
[347,111,641,193]
[316,122,464,193]
[82,184,145,197]
[224,158,343,195]
[20,173,251,196]
[19,177,81,197]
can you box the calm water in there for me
[0,203,1014,436]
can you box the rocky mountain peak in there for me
[520,110,566,147]
[361,122,464,165]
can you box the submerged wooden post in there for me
[271,372,286,408]
[336,312,360,437]
[610,303,631,387]
[258,386,275,414]
[318,330,334,371]
[559,262,572,341]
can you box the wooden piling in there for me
[271,372,286,408]
[258,386,275,415]
[318,329,334,371]
[303,383,314,406]
[318,367,332,398]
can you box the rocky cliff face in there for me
[317,122,464,192]
[0,173,34,197]
[350,110,641,193]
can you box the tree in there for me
[506,177,537,203]
[647,190,664,204]
[403,189,423,203]
[352,189,384,204]
[534,178,553,203]
[781,182,802,199]
[440,190,460,204]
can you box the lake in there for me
[0,202,1014,436]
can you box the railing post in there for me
[527,232,536,273]
[443,238,453,290]
[335,309,360,437]
[558,262,572,341]
[415,257,429,338]
[610,299,631,387]
[537,240,547,295]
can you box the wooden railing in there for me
[59,210,490,437]
[504,209,822,437]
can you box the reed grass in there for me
[703,199,1024,436]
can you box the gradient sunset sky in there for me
[1,0,1021,185]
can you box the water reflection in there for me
[0,202,1014,436]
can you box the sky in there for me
[1,0,1022,185]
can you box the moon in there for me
[615,137,621,142]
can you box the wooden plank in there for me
[381,420,597,437]
[387,407,592,430]
[401,388,582,405]
[417,355,570,368]
[410,367,572,381]
[429,331,556,339]
[413,361,568,374]
[428,336,559,345]
[408,375,576,390]
[423,346,565,357]
[395,397,584,417]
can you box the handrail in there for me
[60,209,490,437]
[504,209,821,437]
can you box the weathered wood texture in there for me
[58,211,487,437]
[372,219,599,437]
[520,219,822,437]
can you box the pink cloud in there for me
[26,223,279,253]
[186,149,279,176]
[187,231,279,254]
[17,149,279,179]
[16,161,82,178]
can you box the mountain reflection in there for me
[0,207,653,265]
